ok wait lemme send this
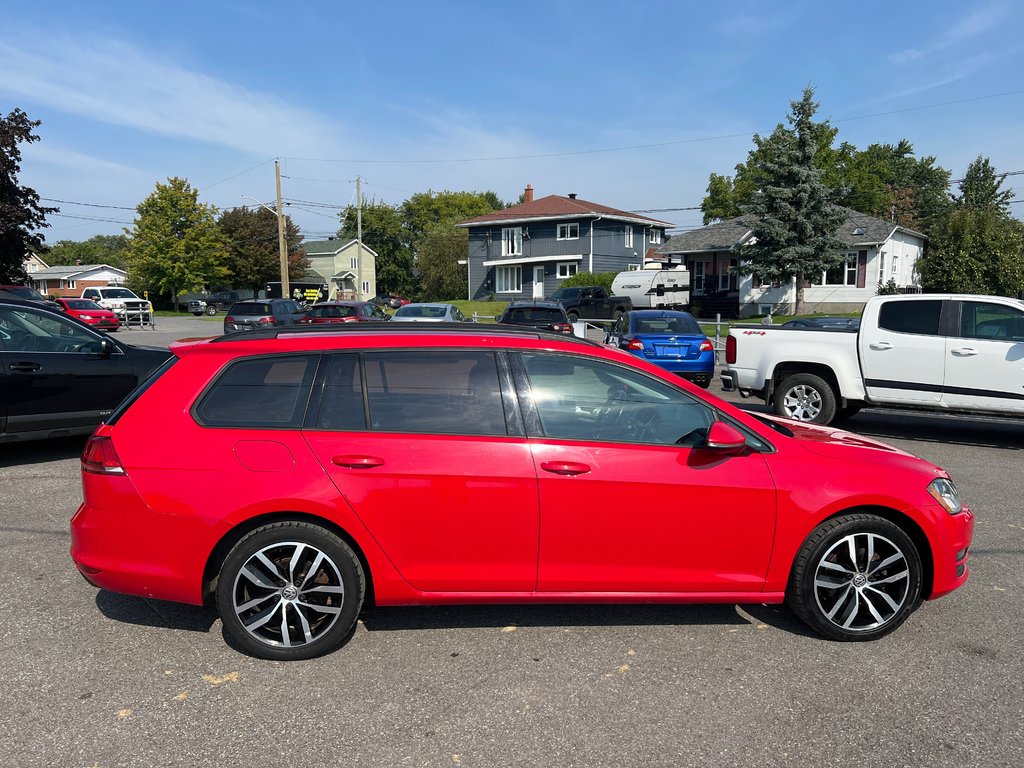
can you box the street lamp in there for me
[241,189,289,299]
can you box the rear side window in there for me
[877,300,942,336]
[195,354,318,428]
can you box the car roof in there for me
[505,300,564,308]
[630,309,695,317]
[312,301,368,307]
[399,302,452,308]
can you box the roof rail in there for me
[211,321,602,347]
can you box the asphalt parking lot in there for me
[1,316,1021,767]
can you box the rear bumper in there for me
[720,369,738,391]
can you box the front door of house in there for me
[533,267,545,299]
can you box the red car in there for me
[71,325,973,660]
[54,298,120,331]
[298,301,391,324]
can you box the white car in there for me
[390,303,470,322]
[80,287,152,324]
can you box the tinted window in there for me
[504,307,567,323]
[958,301,1024,342]
[316,354,365,430]
[363,351,506,435]
[195,354,318,428]
[633,315,701,334]
[0,306,101,352]
[230,303,272,316]
[877,300,942,336]
[520,352,716,446]
[309,305,357,319]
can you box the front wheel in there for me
[774,373,836,424]
[205,305,218,316]
[787,514,922,641]
[216,521,365,660]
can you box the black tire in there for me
[191,312,203,316]
[787,514,922,641]
[205,305,218,316]
[567,311,580,323]
[216,521,365,660]
[774,373,837,424]
[834,403,864,421]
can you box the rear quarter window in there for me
[194,354,318,428]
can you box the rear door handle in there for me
[331,455,384,468]
[540,461,591,476]
[9,362,42,372]
[868,342,893,351]
[951,348,978,357]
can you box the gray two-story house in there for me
[457,186,673,301]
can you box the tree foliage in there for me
[338,199,412,296]
[956,155,1014,212]
[738,88,849,315]
[0,109,57,283]
[217,206,307,294]
[559,271,617,293]
[125,177,229,302]
[417,224,468,301]
[44,234,131,270]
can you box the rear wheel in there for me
[787,514,921,641]
[216,521,365,660]
[775,373,836,424]
[567,311,580,323]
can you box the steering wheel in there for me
[17,334,38,351]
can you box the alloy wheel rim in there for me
[231,541,345,648]
[783,385,822,420]
[813,532,910,632]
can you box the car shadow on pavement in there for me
[96,590,218,633]
[0,435,88,466]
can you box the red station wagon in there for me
[71,325,974,660]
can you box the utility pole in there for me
[275,159,290,298]
[356,175,363,299]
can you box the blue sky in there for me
[2,0,1021,244]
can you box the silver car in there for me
[390,303,470,322]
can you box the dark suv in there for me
[190,291,250,316]
[223,299,306,333]
[496,300,574,334]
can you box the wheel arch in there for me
[768,362,841,405]
[202,511,376,609]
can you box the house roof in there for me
[302,238,379,258]
[29,263,127,279]
[457,195,674,228]
[658,208,927,255]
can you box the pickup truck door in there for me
[942,299,1024,413]
[860,298,946,405]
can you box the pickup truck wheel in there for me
[567,312,580,323]
[205,305,218,316]
[787,514,921,641]
[775,373,836,424]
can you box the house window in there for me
[361,281,370,295]
[624,226,633,248]
[822,253,857,285]
[649,229,662,245]
[892,254,899,275]
[65,280,76,290]
[496,266,522,293]
[350,257,358,269]
[557,262,577,279]
[502,227,523,257]
[557,223,579,240]
[878,252,886,284]
[692,262,705,292]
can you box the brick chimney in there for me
[524,184,534,203]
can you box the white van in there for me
[611,269,691,310]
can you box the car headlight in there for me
[927,478,963,514]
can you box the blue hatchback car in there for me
[605,310,715,387]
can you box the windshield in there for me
[4,286,46,300]
[63,299,104,310]
[101,288,139,299]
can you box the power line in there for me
[41,198,136,210]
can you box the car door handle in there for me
[331,455,385,469]
[951,347,979,357]
[540,461,591,476]
[868,342,893,351]
[9,362,42,373]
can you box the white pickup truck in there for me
[721,293,1024,425]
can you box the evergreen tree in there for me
[217,206,306,294]
[738,87,849,315]
[956,156,1014,212]
[417,224,468,301]
[0,109,57,282]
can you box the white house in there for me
[28,263,128,298]
[657,209,926,317]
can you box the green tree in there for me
[417,224,469,301]
[44,234,131,270]
[125,177,229,306]
[338,199,413,296]
[0,109,57,282]
[402,190,503,248]
[738,87,849,315]
[217,206,307,294]
[956,156,1014,212]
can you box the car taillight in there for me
[82,436,126,475]
[726,335,736,364]
[700,339,714,352]
[258,316,275,325]
[552,323,573,334]
[225,315,235,325]
[627,339,644,350]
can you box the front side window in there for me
[520,353,717,446]
[496,266,522,293]
[557,223,579,240]
[0,306,101,352]
[958,301,1024,342]
[877,299,942,336]
[557,262,577,279]
[502,227,523,257]
[194,354,318,428]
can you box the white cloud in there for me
[889,2,1006,64]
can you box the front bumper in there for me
[928,504,975,600]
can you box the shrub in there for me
[560,271,617,293]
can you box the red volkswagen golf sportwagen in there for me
[71,324,973,660]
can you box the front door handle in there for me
[951,347,978,357]
[9,362,42,373]
[332,455,384,469]
[868,341,893,351]
[540,461,591,476]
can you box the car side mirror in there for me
[98,338,115,359]
[705,421,747,453]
